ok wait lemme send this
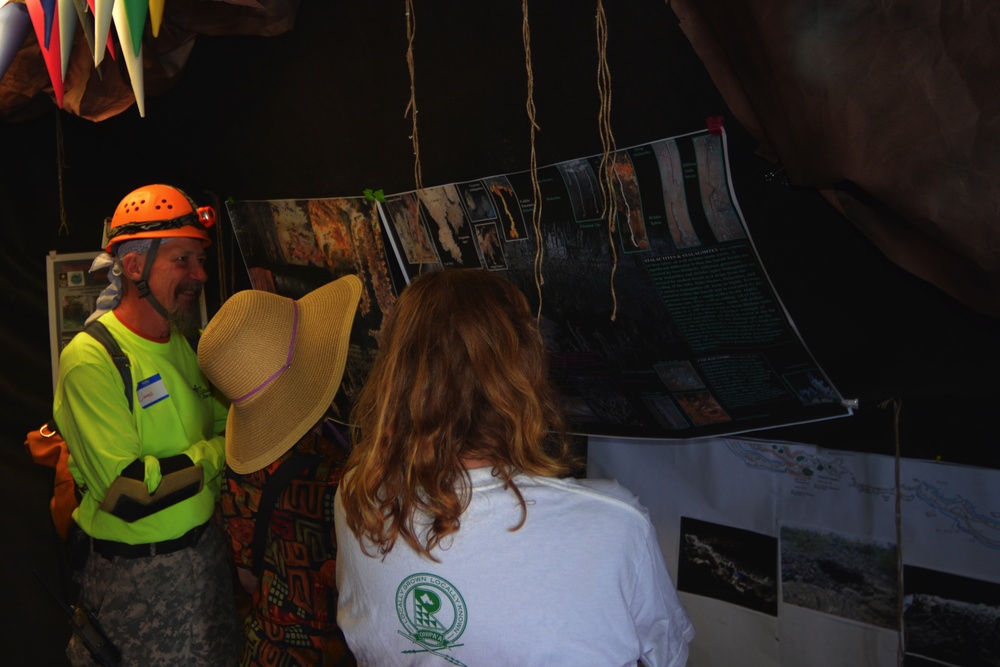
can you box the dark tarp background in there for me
[1,2,998,664]
[671,0,1000,319]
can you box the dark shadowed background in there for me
[2,2,997,664]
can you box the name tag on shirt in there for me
[137,374,169,409]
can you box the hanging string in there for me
[404,0,423,191]
[55,113,69,235]
[879,397,905,667]
[522,0,544,321]
[595,0,618,321]
[217,201,233,304]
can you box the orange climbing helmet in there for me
[105,184,216,252]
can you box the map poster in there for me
[227,127,851,438]
[225,197,407,420]
[379,128,851,438]
[588,436,1000,667]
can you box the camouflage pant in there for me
[67,522,241,667]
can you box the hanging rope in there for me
[216,200,233,304]
[404,0,423,191]
[879,397,905,667]
[595,0,618,320]
[55,113,69,235]
[522,0,544,320]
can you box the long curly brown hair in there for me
[339,268,578,561]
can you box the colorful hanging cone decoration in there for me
[57,0,77,79]
[148,0,162,37]
[119,0,144,56]
[111,0,145,115]
[0,1,33,83]
[86,0,115,65]
[25,0,65,107]
[91,0,111,65]
[70,0,101,77]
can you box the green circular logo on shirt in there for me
[396,572,467,654]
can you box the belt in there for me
[91,521,209,560]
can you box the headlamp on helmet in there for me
[104,184,215,253]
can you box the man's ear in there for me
[120,253,146,281]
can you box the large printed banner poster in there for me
[225,197,405,421]
[227,127,851,437]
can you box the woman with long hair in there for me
[336,268,693,666]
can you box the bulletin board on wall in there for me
[45,250,207,394]
[46,250,104,394]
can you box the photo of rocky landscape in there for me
[677,516,778,615]
[780,525,897,629]
[904,565,1000,667]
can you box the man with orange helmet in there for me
[54,184,240,666]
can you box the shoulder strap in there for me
[83,320,133,412]
[251,451,324,577]
[321,418,353,456]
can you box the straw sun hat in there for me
[198,274,363,474]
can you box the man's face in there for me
[146,237,208,319]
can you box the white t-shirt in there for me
[334,468,694,667]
